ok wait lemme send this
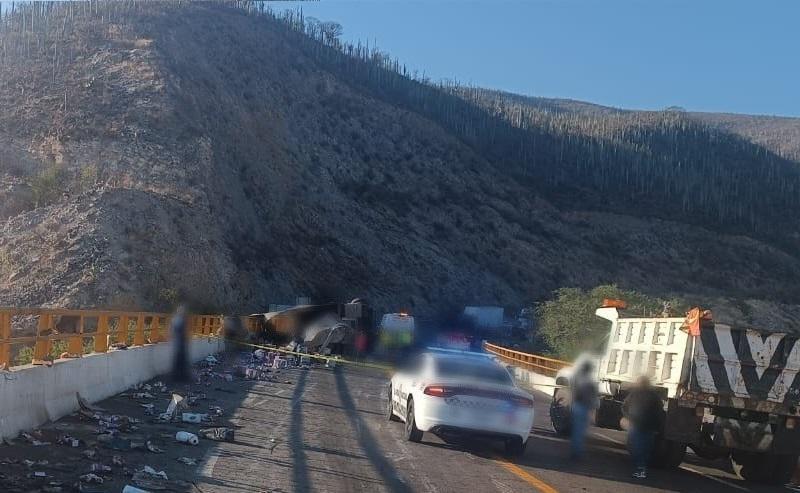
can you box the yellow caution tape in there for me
[197,335,394,372]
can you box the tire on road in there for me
[550,388,572,437]
[688,434,729,460]
[650,435,686,469]
[731,451,798,484]
[505,437,527,458]
[405,397,423,442]
[387,386,400,422]
[594,397,623,430]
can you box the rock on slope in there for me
[0,2,799,325]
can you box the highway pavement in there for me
[195,365,791,493]
[0,358,791,492]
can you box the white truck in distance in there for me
[551,303,800,484]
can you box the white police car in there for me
[387,350,534,456]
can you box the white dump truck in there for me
[550,302,800,484]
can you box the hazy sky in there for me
[282,0,799,117]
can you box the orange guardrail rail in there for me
[483,341,570,377]
[0,308,222,368]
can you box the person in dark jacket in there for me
[569,360,598,459]
[623,375,664,479]
[170,306,191,383]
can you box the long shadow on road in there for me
[335,368,413,493]
[291,368,311,493]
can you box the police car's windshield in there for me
[434,358,514,386]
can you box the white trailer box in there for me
[464,306,504,329]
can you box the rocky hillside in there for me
[1,2,799,327]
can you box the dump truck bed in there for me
[690,324,800,407]
[596,307,800,409]
[596,307,691,398]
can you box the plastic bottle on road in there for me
[175,431,199,445]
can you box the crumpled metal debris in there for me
[146,440,164,454]
[57,435,82,448]
[140,466,168,480]
[176,457,197,466]
[20,431,50,446]
[89,463,111,473]
[76,393,104,413]
[79,473,104,484]
[98,434,143,451]
[159,394,186,421]
[198,427,234,442]
[24,459,49,468]
[131,466,171,489]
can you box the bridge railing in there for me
[0,308,222,368]
[483,341,570,377]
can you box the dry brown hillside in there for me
[0,2,799,325]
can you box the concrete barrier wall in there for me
[0,337,223,440]
[508,365,557,397]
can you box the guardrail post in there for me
[95,316,109,352]
[133,315,145,346]
[33,313,51,362]
[117,316,129,345]
[0,311,10,367]
[67,315,84,355]
[150,316,161,343]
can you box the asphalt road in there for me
[196,366,792,493]
[0,359,792,492]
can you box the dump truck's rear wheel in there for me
[550,388,572,437]
[731,451,798,484]
[689,433,729,460]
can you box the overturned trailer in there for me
[245,299,374,350]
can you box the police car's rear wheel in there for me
[405,397,423,442]
[504,437,527,458]
[387,386,400,422]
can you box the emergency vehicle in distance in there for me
[387,350,535,456]
[378,312,415,351]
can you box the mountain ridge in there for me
[471,89,800,162]
[0,2,798,330]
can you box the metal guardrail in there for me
[483,341,570,377]
[0,308,222,368]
